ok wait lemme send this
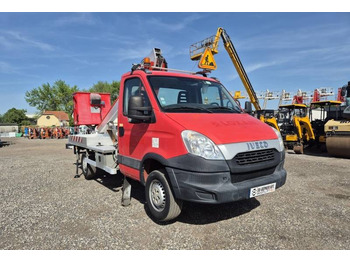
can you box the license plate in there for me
[250,183,276,198]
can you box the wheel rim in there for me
[82,155,88,173]
[149,179,166,212]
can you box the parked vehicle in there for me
[67,48,287,221]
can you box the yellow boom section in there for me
[219,28,261,111]
[190,27,266,113]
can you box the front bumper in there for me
[166,161,287,204]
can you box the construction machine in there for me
[190,27,280,131]
[232,90,246,100]
[257,90,280,110]
[29,127,40,139]
[278,104,315,154]
[309,100,342,151]
[337,81,350,105]
[312,87,334,103]
[279,90,292,107]
[292,89,313,105]
[324,81,350,158]
[277,89,315,153]
[62,127,70,138]
[52,127,68,139]
[40,127,51,139]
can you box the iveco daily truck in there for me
[68,48,287,222]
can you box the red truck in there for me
[68,48,287,222]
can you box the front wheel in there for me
[145,170,183,222]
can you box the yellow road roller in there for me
[310,101,342,150]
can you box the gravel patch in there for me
[0,138,349,249]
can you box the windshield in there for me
[148,76,241,113]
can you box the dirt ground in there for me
[0,137,349,250]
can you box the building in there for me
[0,123,19,137]
[37,111,69,127]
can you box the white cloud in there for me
[0,30,54,51]
[0,60,42,78]
[295,45,350,63]
[54,13,97,26]
[147,13,206,32]
[238,22,350,51]
[0,36,13,49]
[0,61,17,74]
[245,61,279,73]
[114,38,175,62]
[227,59,284,81]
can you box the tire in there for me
[145,170,183,222]
[81,153,96,180]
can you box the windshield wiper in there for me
[164,105,214,113]
[206,106,241,113]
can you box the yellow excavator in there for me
[190,27,280,131]
[278,104,315,154]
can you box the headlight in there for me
[271,127,284,151]
[181,130,224,160]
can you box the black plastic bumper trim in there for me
[166,162,287,204]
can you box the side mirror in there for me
[244,101,252,114]
[128,95,152,123]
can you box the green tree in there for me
[25,80,78,113]
[88,81,120,104]
[2,108,29,125]
[25,80,78,124]
[20,120,32,126]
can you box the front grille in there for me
[234,149,275,166]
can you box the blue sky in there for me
[0,12,349,114]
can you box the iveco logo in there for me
[247,141,269,151]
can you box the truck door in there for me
[118,77,152,180]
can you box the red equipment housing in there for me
[73,92,111,126]
[337,87,346,102]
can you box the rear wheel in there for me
[145,170,183,222]
[81,153,96,180]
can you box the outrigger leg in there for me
[121,176,131,206]
[74,147,81,178]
